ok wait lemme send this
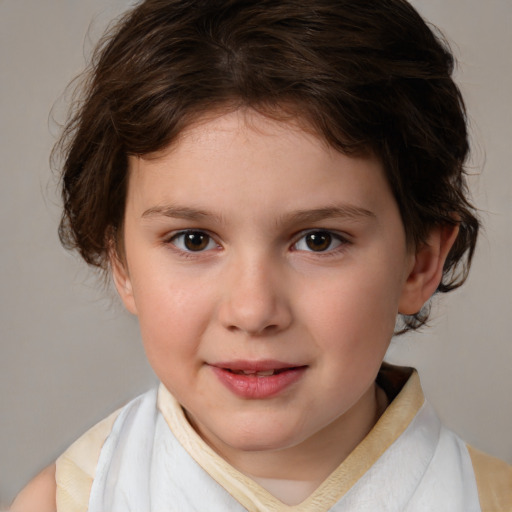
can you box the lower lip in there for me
[211,366,306,399]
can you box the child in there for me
[12,0,511,510]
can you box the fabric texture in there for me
[468,446,512,511]
[55,409,120,512]
[55,366,512,511]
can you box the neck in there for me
[247,476,322,506]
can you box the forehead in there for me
[126,110,394,223]
[135,108,335,168]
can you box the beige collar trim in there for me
[157,366,424,512]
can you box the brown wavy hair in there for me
[56,0,479,332]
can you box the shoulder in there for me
[55,408,121,512]
[467,445,512,512]
[10,407,121,512]
[10,464,56,512]
[10,392,156,512]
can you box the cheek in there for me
[302,264,402,356]
[312,271,400,327]
[132,271,217,357]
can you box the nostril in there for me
[225,323,280,336]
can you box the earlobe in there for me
[398,224,459,315]
[110,252,138,315]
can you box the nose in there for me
[217,253,292,336]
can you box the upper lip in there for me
[210,360,305,372]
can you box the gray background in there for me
[1,0,511,506]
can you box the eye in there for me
[169,231,218,252]
[293,230,346,252]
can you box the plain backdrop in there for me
[1,0,511,506]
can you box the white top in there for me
[87,380,480,511]
[55,367,512,511]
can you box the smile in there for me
[210,361,307,399]
[227,368,293,376]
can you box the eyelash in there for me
[167,230,220,255]
[166,229,350,257]
[292,230,350,255]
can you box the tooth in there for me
[256,370,275,376]
[232,369,276,376]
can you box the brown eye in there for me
[305,231,332,251]
[171,231,216,252]
[294,230,345,253]
[184,232,209,251]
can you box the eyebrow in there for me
[280,205,376,225]
[141,205,224,223]
[141,204,375,225]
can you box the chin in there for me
[213,415,307,453]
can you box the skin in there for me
[13,109,457,508]
[10,464,56,512]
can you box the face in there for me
[115,110,421,471]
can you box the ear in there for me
[110,251,138,315]
[398,224,459,315]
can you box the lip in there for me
[210,360,307,399]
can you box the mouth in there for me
[210,361,307,399]
[224,367,302,377]
[215,359,305,374]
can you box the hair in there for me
[56,0,479,332]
